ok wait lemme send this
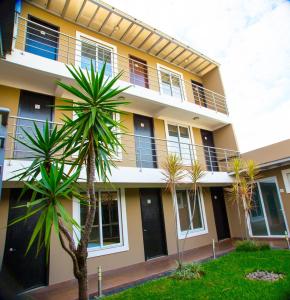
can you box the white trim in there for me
[75,31,118,75]
[248,176,289,238]
[282,169,290,193]
[175,188,208,240]
[164,120,196,165]
[73,188,129,258]
[156,63,186,102]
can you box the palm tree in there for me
[9,62,129,300]
[227,157,259,240]
[180,160,205,263]
[162,153,186,269]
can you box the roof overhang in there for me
[257,157,290,172]
[25,0,219,76]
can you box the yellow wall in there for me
[19,3,209,97]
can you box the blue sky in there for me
[106,0,290,152]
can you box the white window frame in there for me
[164,120,196,165]
[175,188,208,239]
[248,176,289,238]
[282,169,290,193]
[157,63,186,101]
[73,188,129,258]
[75,31,118,76]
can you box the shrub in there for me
[235,240,270,252]
[172,263,205,280]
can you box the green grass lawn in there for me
[106,250,290,300]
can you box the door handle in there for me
[143,229,147,232]
[9,248,16,252]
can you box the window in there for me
[282,169,290,193]
[74,189,129,257]
[78,35,115,77]
[176,189,207,238]
[249,178,288,237]
[158,66,184,100]
[167,124,194,165]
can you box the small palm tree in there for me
[181,160,205,263]
[227,157,259,240]
[162,153,186,269]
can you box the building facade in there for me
[0,0,241,292]
[242,140,290,240]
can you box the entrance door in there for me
[26,16,59,60]
[129,56,149,88]
[191,80,206,107]
[200,129,219,171]
[2,189,47,292]
[14,90,54,159]
[140,189,167,260]
[249,178,287,236]
[210,187,230,240]
[134,114,157,168]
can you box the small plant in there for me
[235,240,270,252]
[172,263,205,280]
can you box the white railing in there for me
[5,116,239,172]
[14,16,229,115]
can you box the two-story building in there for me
[0,0,241,293]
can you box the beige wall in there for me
[0,186,218,284]
[213,124,239,152]
[242,139,290,165]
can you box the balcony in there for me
[4,116,239,182]
[9,16,228,118]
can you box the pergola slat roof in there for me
[26,0,219,76]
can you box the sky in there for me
[106,0,290,153]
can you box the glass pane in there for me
[88,226,100,248]
[259,180,287,235]
[167,125,180,157]
[81,39,96,70]
[179,127,192,164]
[101,191,120,246]
[97,46,113,76]
[249,186,268,236]
[189,190,203,229]
[176,190,191,231]
[160,71,172,96]
[171,75,183,99]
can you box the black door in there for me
[200,129,219,171]
[25,16,59,60]
[210,187,230,240]
[1,189,48,292]
[191,80,206,107]
[140,189,167,260]
[14,90,54,159]
[134,114,157,168]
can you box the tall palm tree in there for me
[9,62,129,300]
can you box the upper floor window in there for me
[282,169,290,193]
[25,16,59,60]
[158,65,184,100]
[77,32,116,77]
[167,123,194,165]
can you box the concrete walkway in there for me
[27,239,235,300]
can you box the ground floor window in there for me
[249,177,288,237]
[176,189,207,238]
[74,189,128,257]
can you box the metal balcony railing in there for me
[5,116,239,172]
[13,16,229,115]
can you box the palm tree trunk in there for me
[172,186,182,269]
[77,256,88,300]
